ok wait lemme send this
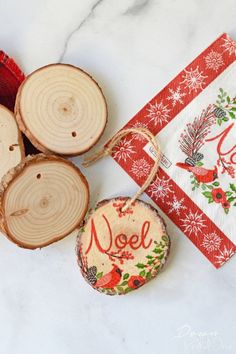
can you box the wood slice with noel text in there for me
[15,64,107,156]
[0,104,24,180]
[0,154,89,249]
[77,197,170,295]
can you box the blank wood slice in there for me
[0,104,24,180]
[15,64,108,156]
[0,154,89,249]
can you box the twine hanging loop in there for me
[83,128,161,212]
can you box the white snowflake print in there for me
[201,232,222,253]
[214,246,235,267]
[205,50,224,72]
[167,86,186,107]
[181,66,207,93]
[146,101,170,126]
[148,175,174,201]
[221,35,236,56]
[131,122,148,142]
[181,210,206,236]
[131,158,151,179]
[167,196,187,216]
[112,138,135,162]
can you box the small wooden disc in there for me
[77,197,170,295]
[0,104,25,180]
[0,154,89,249]
[15,64,107,156]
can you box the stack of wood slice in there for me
[0,62,109,248]
[0,154,89,249]
[15,64,108,156]
[0,105,25,180]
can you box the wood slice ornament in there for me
[76,128,171,295]
[15,64,107,156]
[0,104,25,180]
[0,154,89,249]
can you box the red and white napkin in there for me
[112,33,236,268]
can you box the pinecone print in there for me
[87,266,97,285]
[213,107,225,118]
[185,157,196,166]
[192,152,204,162]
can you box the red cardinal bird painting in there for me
[95,264,123,289]
[176,162,218,183]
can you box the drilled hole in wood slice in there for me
[0,105,24,180]
[15,64,108,156]
[0,154,89,249]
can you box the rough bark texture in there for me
[0,154,89,249]
[15,64,108,156]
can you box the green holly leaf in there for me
[226,191,233,196]
[96,272,103,279]
[162,235,169,243]
[217,118,222,126]
[234,203,236,206]
[123,273,129,280]
[139,270,146,277]
[146,272,152,279]
[148,259,154,265]
[192,187,196,191]
[223,117,229,121]
[226,96,230,103]
[208,198,214,203]
[202,191,212,198]
[229,111,236,119]
[153,248,162,254]
[206,184,213,190]
[227,197,235,203]
[125,287,132,293]
[196,162,204,166]
[230,184,236,192]
[202,184,206,190]
[120,281,128,286]
[213,181,220,187]
[224,208,229,215]
[231,107,236,111]
[136,263,145,268]
[146,255,153,259]
[116,286,124,292]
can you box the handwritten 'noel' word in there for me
[206,123,236,164]
[85,215,152,254]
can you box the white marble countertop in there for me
[0,1,235,354]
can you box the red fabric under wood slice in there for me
[0,51,38,154]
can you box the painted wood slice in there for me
[0,154,89,249]
[0,104,25,180]
[77,197,170,295]
[15,64,107,156]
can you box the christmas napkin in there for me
[112,33,236,268]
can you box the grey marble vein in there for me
[59,0,104,62]
[123,0,151,16]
